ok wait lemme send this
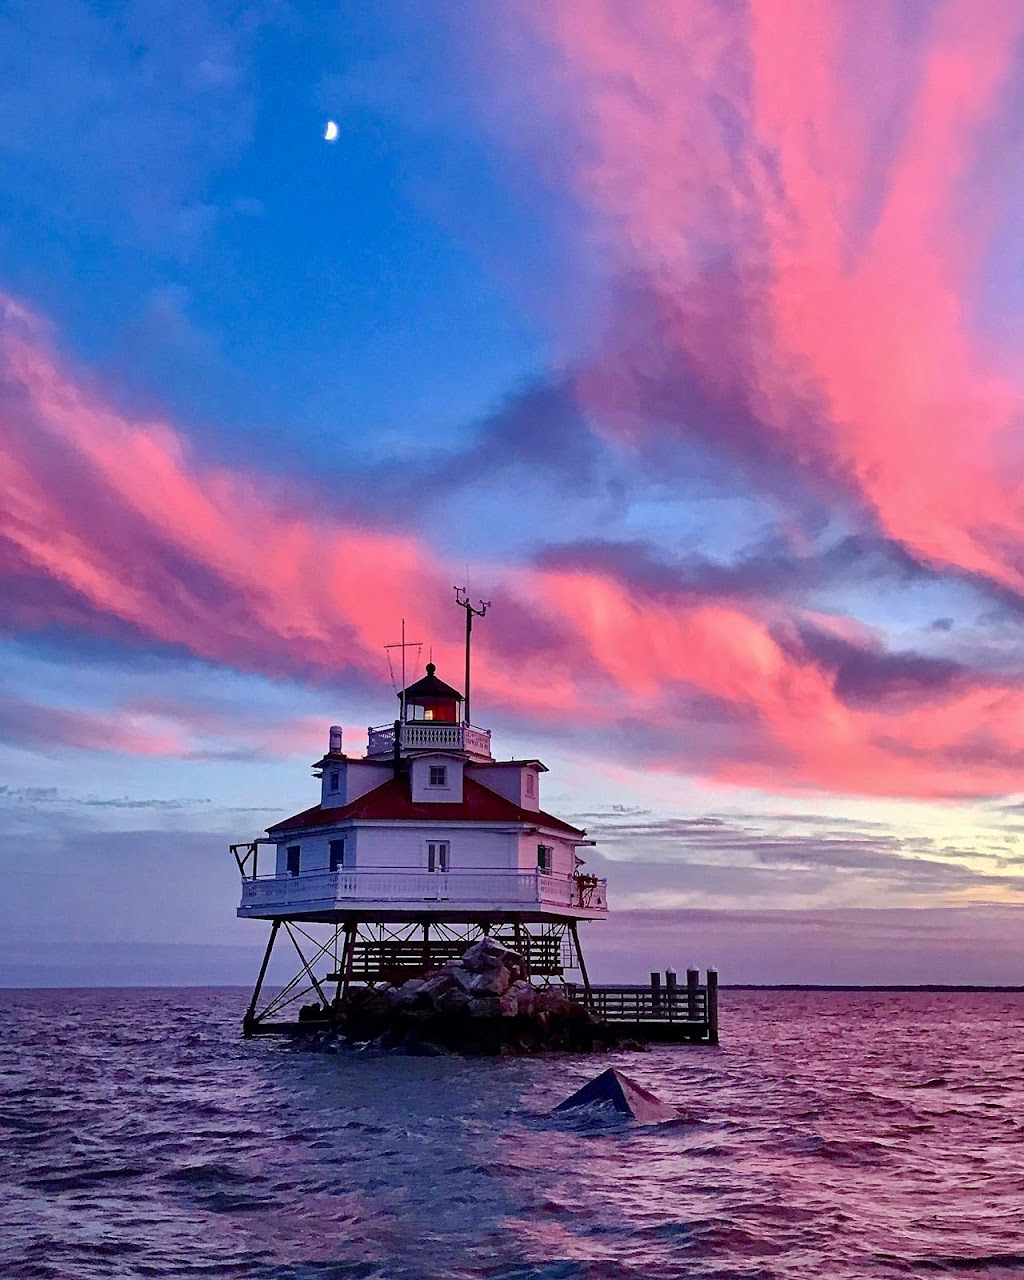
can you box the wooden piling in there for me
[706,967,719,1044]
[650,970,662,1015]
[665,967,677,1021]
[686,966,700,1021]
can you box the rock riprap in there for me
[316,937,625,1055]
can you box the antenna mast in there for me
[384,618,422,723]
[454,587,489,726]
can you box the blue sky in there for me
[2,1,1024,983]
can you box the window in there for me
[423,708,434,721]
[329,839,345,871]
[428,765,447,787]
[537,844,554,874]
[286,845,301,877]
[525,772,535,797]
[329,770,340,791]
[427,841,450,872]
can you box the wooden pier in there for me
[567,967,719,1045]
[248,964,718,1045]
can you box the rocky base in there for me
[302,937,639,1056]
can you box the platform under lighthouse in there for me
[231,628,608,1034]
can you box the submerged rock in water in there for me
[329,937,623,1057]
[553,1067,677,1123]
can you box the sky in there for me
[2,0,1024,985]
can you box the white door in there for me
[426,841,449,898]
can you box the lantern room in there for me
[401,662,463,723]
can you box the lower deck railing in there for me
[238,867,607,913]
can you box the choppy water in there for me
[1,988,1022,1279]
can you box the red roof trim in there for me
[267,775,584,837]
[470,759,548,772]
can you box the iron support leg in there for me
[284,922,331,1011]
[244,919,280,1036]
[569,921,592,1008]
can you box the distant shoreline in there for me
[723,984,1024,993]
[0,982,1022,993]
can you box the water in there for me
[1,988,1022,1279]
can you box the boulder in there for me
[461,937,525,980]
[321,942,626,1057]
[395,978,430,1007]
[449,963,477,995]
[435,987,471,1017]
[495,988,519,1017]
[466,968,511,997]
[507,980,535,1015]
[395,1031,447,1057]
[466,995,499,1018]
[420,970,455,999]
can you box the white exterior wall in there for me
[342,823,517,871]
[320,758,392,808]
[273,822,522,876]
[409,754,465,803]
[274,826,354,875]
[470,762,541,810]
[516,830,577,878]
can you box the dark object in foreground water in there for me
[554,1067,677,1123]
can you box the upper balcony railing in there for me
[238,866,607,916]
[366,721,492,761]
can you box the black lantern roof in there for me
[400,663,463,703]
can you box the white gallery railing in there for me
[238,867,607,912]
[365,722,493,760]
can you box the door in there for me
[427,840,449,873]
[426,840,449,899]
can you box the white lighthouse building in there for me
[232,658,608,1033]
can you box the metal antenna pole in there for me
[454,586,489,726]
[384,620,422,725]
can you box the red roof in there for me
[267,775,584,837]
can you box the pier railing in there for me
[568,985,705,1022]
[566,967,719,1043]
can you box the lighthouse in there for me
[231,607,608,1034]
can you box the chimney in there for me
[328,725,343,754]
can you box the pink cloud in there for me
[0,686,184,757]
[520,1,1024,589]
[0,297,454,680]
[531,566,1024,799]
[6,290,1024,797]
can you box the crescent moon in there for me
[324,120,339,142]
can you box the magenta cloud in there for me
[6,287,1024,798]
